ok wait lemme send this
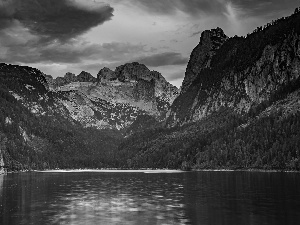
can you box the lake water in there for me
[0,171,300,225]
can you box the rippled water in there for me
[1,171,300,225]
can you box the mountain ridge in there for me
[0,62,177,171]
[167,9,300,127]
[1,7,300,171]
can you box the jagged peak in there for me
[64,72,75,77]
[78,71,93,76]
[115,62,149,72]
[97,67,116,82]
[199,27,228,47]
[202,27,225,36]
[77,71,96,82]
[99,67,113,72]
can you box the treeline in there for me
[0,83,122,171]
[194,111,300,170]
[116,106,300,171]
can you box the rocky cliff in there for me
[48,62,178,129]
[181,27,228,94]
[167,10,300,127]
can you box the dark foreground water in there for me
[0,171,300,225]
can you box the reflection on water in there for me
[0,171,300,225]
[48,175,188,225]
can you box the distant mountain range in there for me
[1,7,300,172]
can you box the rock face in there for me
[52,62,179,128]
[115,62,152,82]
[97,67,117,83]
[64,72,77,83]
[77,71,97,82]
[181,27,228,93]
[0,62,178,131]
[167,11,300,127]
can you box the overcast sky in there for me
[0,0,299,87]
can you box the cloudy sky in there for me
[0,0,299,87]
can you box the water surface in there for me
[0,171,300,225]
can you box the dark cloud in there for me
[136,52,189,67]
[0,0,114,41]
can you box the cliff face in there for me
[1,62,178,132]
[167,11,300,127]
[181,27,228,94]
[53,62,178,129]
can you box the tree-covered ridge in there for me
[116,7,300,171]
[0,64,122,171]
[117,100,300,171]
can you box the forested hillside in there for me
[0,64,122,171]
[115,7,300,171]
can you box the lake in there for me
[0,170,300,225]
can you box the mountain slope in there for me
[46,62,178,130]
[0,63,122,171]
[116,8,300,171]
[0,62,178,171]
[167,10,300,127]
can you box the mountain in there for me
[44,62,178,130]
[0,63,124,171]
[0,62,177,171]
[116,8,300,171]
[1,8,300,172]
[167,12,300,127]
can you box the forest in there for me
[0,80,122,171]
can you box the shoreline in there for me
[193,168,300,173]
[3,168,300,174]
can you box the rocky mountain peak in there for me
[64,72,76,83]
[150,71,165,81]
[97,67,117,83]
[200,27,227,48]
[77,71,97,82]
[115,62,152,82]
[181,27,228,93]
